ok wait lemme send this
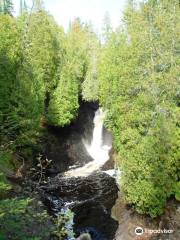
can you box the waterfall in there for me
[84,108,112,164]
[91,108,104,149]
[64,108,112,177]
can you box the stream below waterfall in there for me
[41,102,119,240]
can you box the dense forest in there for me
[0,0,179,239]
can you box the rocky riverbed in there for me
[39,102,119,239]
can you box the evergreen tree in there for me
[97,0,180,217]
[0,0,13,15]
[47,19,96,126]
[15,10,65,146]
[0,15,20,142]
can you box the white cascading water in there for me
[64,108,112,177]
[84,108,112,164]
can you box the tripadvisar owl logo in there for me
[135,227,144,235]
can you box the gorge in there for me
[41,102,119,240]
[0,1,179,239]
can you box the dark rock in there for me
[42,172,118,208]
[73,201,118,240]
[41,172,118,240]
[41,101,99,175]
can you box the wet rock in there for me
[40,172,119,240]
[73,201,118,240]
[42,172,118,207]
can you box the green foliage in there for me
[47,65,80,126]
[21,11,64,94]
[0,15,20,141]
[48,19,96,126]
[1,0,178,224]
[13,11,65,147]
[0,11,79,237]
[0,0,13,15]
[0,150,13,172]
[0,13,43,149]
[0,10,97,145]
[0,9,97,239]
[0,150,13,199]
[0,197,75,239]
[0,198,55,239]
[81,25,100,101]
[53,210,74,239]
[0,173,11,199]
[82,46,99,101]
[97,0,180,217]
[173,182,180,201]
[0,10,65,151]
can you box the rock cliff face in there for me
[42,101,98,175]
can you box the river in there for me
[41,102,119,240]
